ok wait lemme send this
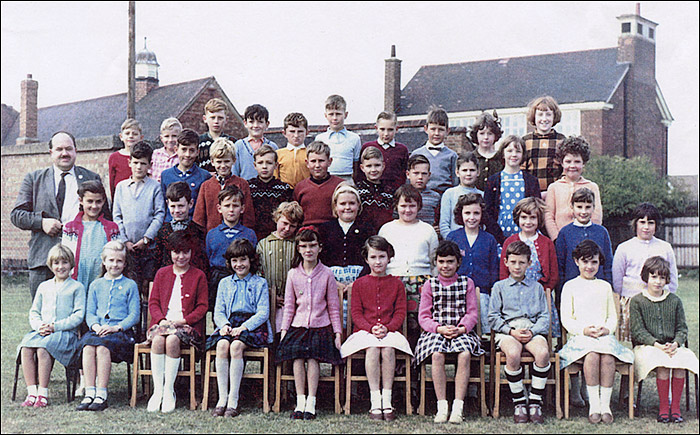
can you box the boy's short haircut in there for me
[393,184,423,211]
[283,112,309,130]
[376,111,397,123]
[641,256,671,284]
[130,141,153,162]
[505,240,531,261]
[325,94,347,112]
[526,95,562,127]
[572,239,604,264]
[244,104,269,122]
[166,230,195,253]
[223,238,260,274]
[209,137,236,160]
[272,201,304,225]
[453,193,485,226]
[361,146,383,162]
[177,129,200,147]
[46,244,76,269]
[408,154,431,171]
[630,202,662,231]
[218,185,244,204]
[160,117,183,133]
[77,180,107,201]
[165,181,192,203]
[497,135,525,163]
[121,118,143,134]
[306,141,331,159]
[512,197,546,229]
[331,183,363,218]
[361,235,395,260]
[204,98,227,114]
[570,187,595,205]
[469,110,503,144]
[457,151,479,169]
[254,144,278,163]
[434,239,462,263]
[556,135,591,164]
[426,106,449,127]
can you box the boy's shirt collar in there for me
[215,172,232,187]
[573,219,593,228]
[326,127,348,138]
[377,138,395,148]
[170,219,191,231]
[426,141,444,156]
[286,142,306,151]
[175,164,196,175]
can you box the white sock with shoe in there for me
[148,353,166,412]
[449,399,464,423]
[228,358,244,410]
[161,355,180,413]
[215,357,229,408]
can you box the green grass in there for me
[1,272,698,433]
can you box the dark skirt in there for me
[275,326,342,365]
[146,321,203,351]
[77,329,138,364]
[205,312,270,351]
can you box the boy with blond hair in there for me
[247,144,293,240]
[198,98,236,173]
[275,112,310,188]
[360,111,409,192]
[233,104,278,180]
[293,141,344,225]
[410,107,458,194]
[109,118,144,198]
[315,95,362,183]
[150,118,182,182]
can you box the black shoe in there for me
[670,413,684,423]
[303,411,316,420]
[290,410,304,420]
[88,397,108,411]
[76,397,93,411]
[657,413,670,423]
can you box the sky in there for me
[2,1,698,175]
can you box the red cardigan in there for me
[192,175,255,233]
[499,233,559,291]
[149,265,209,337]
[293,175,344,225]
[350,274,406,333]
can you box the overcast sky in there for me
[2,1,698,175]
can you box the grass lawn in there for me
[1,271,698,434]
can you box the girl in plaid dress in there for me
[414,240,484,423]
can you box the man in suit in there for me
[11,131,108,299]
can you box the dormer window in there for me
[621,22,631,33]
[637,23,644,35]
[648,27,654,39]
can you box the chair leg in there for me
[694,373,699,417]
[555,357,562,419]
[130,348,139,407]
[492,356,501,419]
[636,380,643,411]
[262,350,270,413]
[405,358,413,415]
[480,358,487,417]
[273,364,282,413]
[418,364,426,415]
[13,355,21,401]
[188,351,196,410]
[564,369,570,419]
[628,369,634,419]
[201,352,212,410]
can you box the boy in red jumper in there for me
[292,141,344,226]
[359,111,409,192]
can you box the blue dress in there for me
[498,171,524,239]
[76,221,107,292]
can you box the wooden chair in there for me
[201,346,273,412]
[12,353,79,403]
[343,286,413,415]
[418,287,488,417]
[490,287,562,419]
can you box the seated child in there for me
[631,256,698,424]
[410,107,457,194]
[247,144,293,241]
[355,146,395,234]
[198,98,236,173]
[315,94,362,183]
[275,112,310,188]
[17,244,85,408]
[75,241,140,411]
[293,141,344,225]
[488,241,551,424]
[146,231,208,413]
[205,239,273,417]
[469,111,504,192]
[275,226,343,420]
[439,152,483,238]
[340,236,412,422]
[359,111,409,192]
[544,135,602,241]
[109,118,143,198]
[233,104,278,180]
[558,240,634,425]
[521,96,566,196]
[257,201,304,333]
[414,240,484,424]
[406,154,441,232]
[150,118,182,182]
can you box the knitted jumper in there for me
[629,292,688,347]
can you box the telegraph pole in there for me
[127,1,136,119]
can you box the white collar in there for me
[643,288,669,302]
[286,143,306,151]
[573,220,593,228]
[378,139,395,148]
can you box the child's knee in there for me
[432,352,445,365]
[216,339,230,356]
[229,340,246,358]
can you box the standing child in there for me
[109,119,144,199]
[293,141,344,225]
[17,245,85,408]
[146,231,208,413]
[275,112,310,188]
[484,135,541,244]
[257,201,304,333]
[206,239,273,417]
[439,152,483,238]
[378,184,439,347]
[355,146,395,234]
[488,241,551,424]
[150,118,182,183]
[410,107,457,194]
[340,236,412,422]
[469,111,504,192]
[521,96,566,197]
[414,240,485,424]
[275,227,343,420]
[359,111,409,192]
[544,136,602,241]
[75,241,140,411]
[233,104,278,181]
[315,94,362,184]
[558,240,634,424]
[406,154,441,232]
[631,256,698,424]
[198,98,236,173]
[193,137,255,233]
[446,193,499,334]
[247,144,293,241]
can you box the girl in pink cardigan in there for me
[275,226,343,420]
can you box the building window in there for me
[499,113,527,137]
[621,22,631,33]
[648,27,655,39]
[557,110,581,137]
[637,23,644,35]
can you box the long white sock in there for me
[304,395,317,414]
[228,358,245,409]
[161,356,180,412]
[600,386,613,414]
[215,358,229,408]
[370,390,382,412]
[27,385,37,397]
[381,389,393,410]
[587,385,601,415]
[295,394,306,413]
[148,353,166,412]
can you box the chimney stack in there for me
[17,74,39,145]
[384,45,401,113]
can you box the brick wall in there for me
[177,88,247,139]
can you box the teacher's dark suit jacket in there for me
[11,165,108,269]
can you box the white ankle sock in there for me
[96,387,107,401]
[84,386,96,399]
[38,387,49,398]
[304,395,316,414]
[451,399,464,416]
[587,385,601,415]
[295,394,306,412]
[437,399,449,416]
[27,385,37,397]
[381,389,393,410]
[215,358,229,408]
[370,390,382,412]
[228,358,244,409]
[600,386,613,414]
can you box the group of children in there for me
[16,94,697,426]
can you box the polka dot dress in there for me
[498,171,525,238]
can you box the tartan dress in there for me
[413,277,484,366]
